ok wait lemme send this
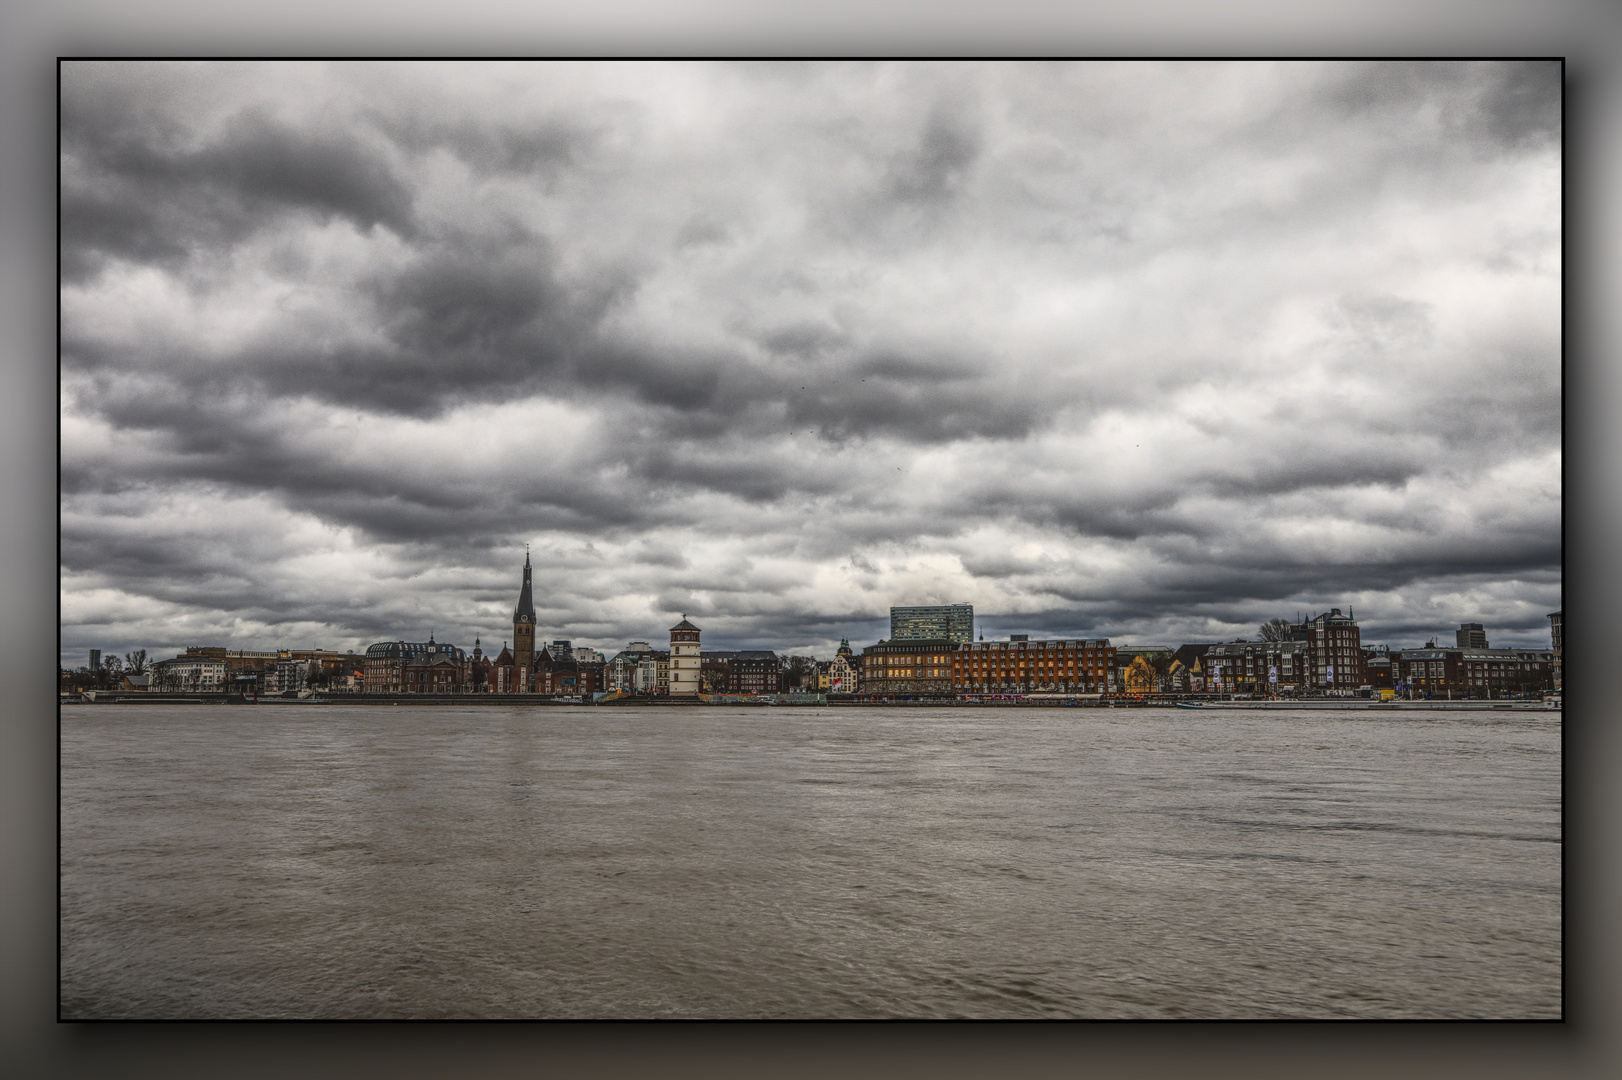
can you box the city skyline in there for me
[60,61,1561,668]
[62,547,1555,670]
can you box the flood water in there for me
[59,704,1561,1019]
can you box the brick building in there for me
[363,637,468,693]
[1203,639,1313,694]
[952,636,1118,695]
[1295,608,1364,689]
[701,650,781,694]
[1394,646,1554,697]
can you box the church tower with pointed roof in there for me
[514,549,537,667]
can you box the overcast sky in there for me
[58,60,1561,665]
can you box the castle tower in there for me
[669,615,701,696]
[514,549,536,667]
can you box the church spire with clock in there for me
[513,548,536,667]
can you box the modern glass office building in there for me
[890,604,975,645]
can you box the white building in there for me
[266,658,317,694]
[668,618,701,696]
[828,652,859,693]
[606,642,656,692]
[634,655,666,693]
[153,656,226,691]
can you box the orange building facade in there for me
[952,637,1118,695]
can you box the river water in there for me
[59,704,1561,1019]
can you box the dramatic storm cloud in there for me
[59,60,1562,664]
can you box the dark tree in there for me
[701,661,733,693]
[1258,618,1293,642]
[124,649,148,675]
[780,654,816,689]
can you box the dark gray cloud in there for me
[59,61,1561,665]
[62,98,415,283]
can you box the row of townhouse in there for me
[141,647,365,694]
[480,641,605,696]
[1182,609,1369,694]
[846,609,1359,698]
[599,643,789,696]
[359,637,610,696]
[848,608,1561,698]
[857,613,1360,698]
[104,590,1555,702]
[604,642,667,694]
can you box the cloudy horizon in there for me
[59,60,1561,667]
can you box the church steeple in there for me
[513,547,536,667]
[515,547,535,623]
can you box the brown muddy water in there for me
[59,704,1561,1018]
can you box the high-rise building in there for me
[890,604,974,645]
[513,549,536,667]
[1456,623,1489,649]
[669,617,701,696]
[88,649,101,671]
